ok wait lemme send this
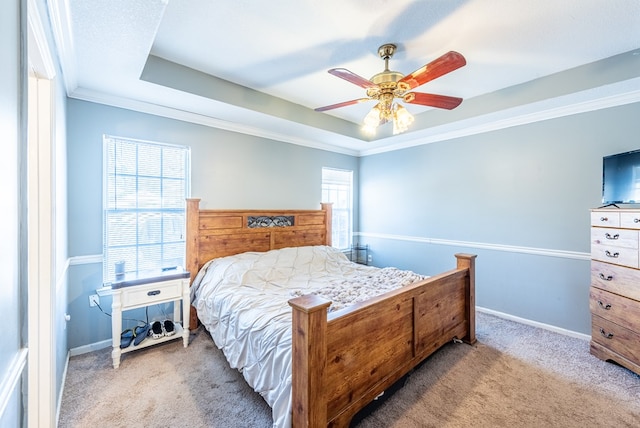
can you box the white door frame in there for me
[27,1,57,426]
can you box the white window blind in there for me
[103,135,190,282]
[321,167,353,250]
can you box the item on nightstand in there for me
[151,321,164,339]
[133,324,150,346]
[120,323,150,348]
[120,329,134,349]
[114,260,125,278]
[163,320,175,336]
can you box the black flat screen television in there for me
[602,149,640,205]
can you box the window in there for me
[103,135,190,283]
[321,167,353,250]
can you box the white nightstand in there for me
[110,268,191,368]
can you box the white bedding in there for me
[190,245,427,427]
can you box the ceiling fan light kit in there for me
[316,43,466,137]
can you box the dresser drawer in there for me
[621,211,640,229]
[591,227,638,249]
[591,315,640,365]
[590,287,640,332]
[591,261,640,301]
[120,279,184,308]
[591,243,639,268]
[591,211,620,227]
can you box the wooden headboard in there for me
[186,199,333,277]
[185,199,331,308]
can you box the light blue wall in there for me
[66,99,359,348]
[358,102,640,334]
[0,0,25,425]
[66,93,640,343]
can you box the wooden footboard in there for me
[289,253,476,427]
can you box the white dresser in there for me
[590,208,640,375]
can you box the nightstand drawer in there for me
[120,280,183,308]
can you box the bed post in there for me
[186,198,201,330]
[288,294,332,428]
[455,253,477,345]
[321,202,332,246]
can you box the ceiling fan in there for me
[315,43,466,135]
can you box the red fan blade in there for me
[403,92,463,110]
[328,68,377,89]
[398,51,466,91]
[314,98,372,112]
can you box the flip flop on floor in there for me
[163,320,175,337]
[151,321,164,339]
[133,323,150,346]
[120,329,134,349]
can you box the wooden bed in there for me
[185,198,476,427]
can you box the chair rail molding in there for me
[355,232,590,261]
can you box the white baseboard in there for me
[69,339,111,357]
[477,306,590,341]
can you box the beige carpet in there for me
[58,312,640,427]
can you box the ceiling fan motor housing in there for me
[369,43,406,98]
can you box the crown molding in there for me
[46,0,78,94]
[68,87,362,157]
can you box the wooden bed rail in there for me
[289,253,477,427]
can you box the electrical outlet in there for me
[368,254,372,263]
[89,294,99,307]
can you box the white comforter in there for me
[190,245,426,427]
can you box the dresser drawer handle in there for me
[599,328,614,339]
[598,273,613,281]
[604,250,619,258]
[604,233,619,240]
[600,217,608,222]
[597,300,612,310]
[635,218,640,223]
[147,290,161,296]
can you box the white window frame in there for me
[103,135,190,283]
[322,167,353,250]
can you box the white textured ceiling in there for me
[51,0,640,156]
